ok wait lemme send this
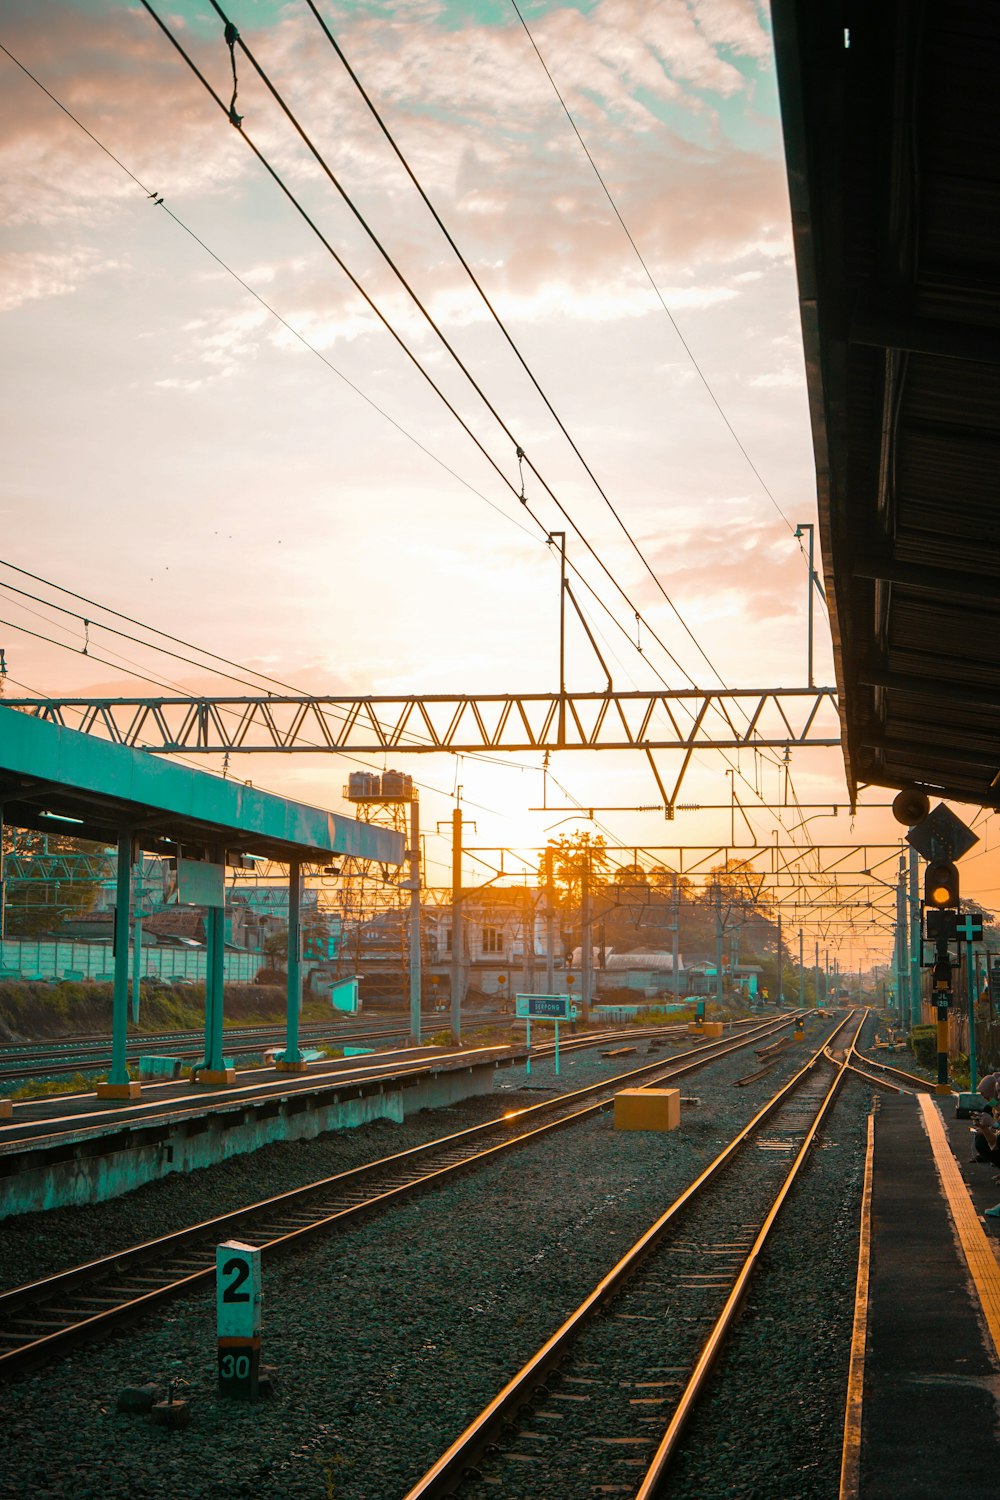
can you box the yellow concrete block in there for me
[189,1068,237,1086]
[614,1087,680,1132]
[688,1021,723,1038]
[0,1098,12,1120]
[794,1029,806,1041]
[274,1059,309,1074]
[96,1081,142,1101]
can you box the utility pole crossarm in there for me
[3,689,840,755]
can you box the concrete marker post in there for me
[217,1240,262,1400]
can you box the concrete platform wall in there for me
[1,1063,497,1219]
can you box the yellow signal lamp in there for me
[924,858,960,909]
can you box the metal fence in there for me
[0,939,259,985]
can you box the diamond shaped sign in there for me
[905,802,979,862]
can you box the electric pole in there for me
[450,803,463,1044]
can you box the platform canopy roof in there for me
[0,709,404,867]
[772,0,1000,809]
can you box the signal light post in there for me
[923,857,960,1095]
[931,944,953,1095]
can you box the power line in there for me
[0,41,538,552]
[302,0,731,691]
[136,0,821,839]
[508,0,796,539]
[139,0,719,695]
[4,26,816,829]
[0,574,295,695]
[3,26,794,724]
[0,549,581,815]
[200,4,817,811]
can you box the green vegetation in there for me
[0,979,301,1042]
[11,1071,104,1100]
[909,1024,937,1070]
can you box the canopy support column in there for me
[193,844,235,1086]
[276,859,307,1073]
[97,829,141,1101]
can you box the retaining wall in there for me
[0,1060,501,1219]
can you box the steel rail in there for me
[844,1059,903,1092]
[0,1015,799,1376]
[849,1050,936,1092]
[826,1023,914,1095]
[0,1018,358,1059]
[0,1026,411,1082]
[635,1011,863,1495]
[0,1023,707,1149]
[0,1014,519,1083]
[402,1010,862,1500]
[820,1018,935,1095]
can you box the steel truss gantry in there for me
[4,688,840,756]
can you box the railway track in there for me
[0,1014,511,1083]
[846,1043,936,1093]
[403,1009,867,1499]
[0,1014,803,1376]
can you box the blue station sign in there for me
[515,993,578,1021]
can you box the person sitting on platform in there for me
[978,1069,1000,1104]
[972,1105,1000,1170]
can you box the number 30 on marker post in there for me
[216,1240,262,1399]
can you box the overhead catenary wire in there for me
[134,0,821,824]
[302,0,732,692]
[0,568,831,882]
[2,30,826,843]
[508,0,798,543]
[0,29,814,756]
[138,0,714,695]
[196,3,822,816]
[0,46,713,730]
[0,42,541,548]
[0,606,516,821]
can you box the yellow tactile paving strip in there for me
[839,1110,874,1500]
[918,1093,1000,1359]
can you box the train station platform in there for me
[854,1092,1000,1498]
[0,1043,514,1220]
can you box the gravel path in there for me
[1,1014,853,1500]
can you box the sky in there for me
[2,0,997,968]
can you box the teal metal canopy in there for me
[0,708,403,866]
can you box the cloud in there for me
[638,511,803,626]
[0,0,789,349]
[0,246,122,311]
[0,1,254,228]
[750,367,802,389]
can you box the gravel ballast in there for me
[663,1076,873,1500]
[2,1014,857,1500]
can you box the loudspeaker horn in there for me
[892,788,931,827]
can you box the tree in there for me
[541,832,610,911]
